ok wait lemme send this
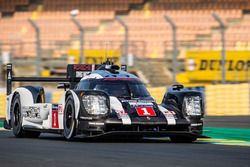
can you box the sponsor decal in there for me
[58,104,63,113]
[158,106,176,125]
[73,64,93,78]
[124,100,154,107]
[117,111,127,115]
[76,71,88,78]
[88,122,105,126]
[51,104,59,128]
[163,110,176,116]
[136,107,156,116]
[110,96,132,125]
[116,110,131,125]
[73,64,92,71]
[22,106,41,119]
[52,110,59,128]
[191,123,203,126]
[79,116,93,120]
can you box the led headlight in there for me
[82,95,108,115]
[183,96,201,116]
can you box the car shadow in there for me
[37,133,210,144]
[4,131,210,144]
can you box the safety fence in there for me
[0,84,249,118]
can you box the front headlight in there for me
[82,95,108,115]
[183,96,201,116]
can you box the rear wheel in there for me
[11,94,40,138]
[63,95,76,140]
[170,136,197,143]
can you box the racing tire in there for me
[63,95,76,141]
[170,136,197,143]
[11,94,40,138]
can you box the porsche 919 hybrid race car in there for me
[4,60,206,142]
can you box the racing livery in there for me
[4,60,206,142]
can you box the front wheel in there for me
[170,136,197,143]
[63,95,76,140]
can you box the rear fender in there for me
[23,86,45,103]
[6,87,45,125]
[6,87,34,125]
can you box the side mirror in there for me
[57,83,70,91]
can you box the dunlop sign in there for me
[199,60,250,71]
[184,51,250,82]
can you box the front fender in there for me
[64,90,81,120]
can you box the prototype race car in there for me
[4,60,206,142]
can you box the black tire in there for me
[11,94,40,138]
[63,95,76,140]
[170,136,197,143]
[11,94,23,137]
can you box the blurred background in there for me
[0,0,249,130]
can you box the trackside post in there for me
[6,64,12,96]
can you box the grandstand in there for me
[1,0,250,86]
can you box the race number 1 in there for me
[136,107,156,116]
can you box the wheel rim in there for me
[13,103,20,127]
[65,104,73,129]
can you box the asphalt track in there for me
[0,130,250,167]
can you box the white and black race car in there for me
[4,60,206,142]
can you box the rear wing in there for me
[6,63,127,95]
[66,64,127,79]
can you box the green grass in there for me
[204,127,250,142]
[0,120,3,128]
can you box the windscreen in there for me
[77,79,150,98]
[94,82,130,97]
